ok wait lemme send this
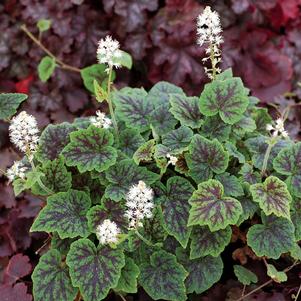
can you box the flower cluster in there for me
[6,161,28,183]
[96,219,120,245]
[97,35,122,71]
[166,153,178,166]
[9,111,39,158]
[124,181,154,229]
[90,110,112,129]
[197,6,223,79]
[266,118,288,138]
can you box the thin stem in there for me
[106,66,119,136]
[135,230,155,247]
[30,160,53,195]
[210,42,217,80]
[241,285,246,297]
[235,261,299,301]
[261,141,274,177]
[20,24,81,73]
[74,291,82,301]
[294,282,301,301]
[117,293,127,301]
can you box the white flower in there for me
[124,181,154,229]
[90,110,112,129]
[266,118,288,138]
[9,111,39,156]
[96,219,120,245]
[97,35,122,70]
[6,161,28,183]
[166,153,178,166]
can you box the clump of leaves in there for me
[1,7,300,301]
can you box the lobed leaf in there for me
[215,172,244,197]
[186,134,229,183]
[118,128,145,157]
[266,264,287,283]
[225,142,245,164]
[0,93,27,120]
[234,265,258,285]
[250,176,292,220]
[201,115,231,142]
[31,189,91,239]
[188,179,242,231]
[32,249,77,301]
[66,239,125,301]
[62,125,117,173]
[133,139,155,164]
[190,226,232,259]
[139,250,187,301]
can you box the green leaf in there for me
[273,143,301,197]
[225,142,245,164]
[38,56,56,82]
[199,77,249,124]
[250,176,292,219]
[290,243,301,261]
[252,108,272,133]
[66,239,125,301]
[159,176,194,248]
[239,163,261,185]
[13,178,26,196]
[292,202,301,240]
[62,125,117,173]
[245,135,290,171]
[247,215,295,259]
[237,197,258,226]
[51,233,76,256]
[266,264,287,283]
[161,126,193,154]
[215,172,244,197]
[115,257,139,293]
[133,139,155,164]
[93,80,107,103]
[119,128,145,157]
[31,189,91,239]
[24,170,44,190]
[190,226,231,259]
[232,116,256,137]
[169,94,203,128]
[201,115,231,142]
[37,19,52,32]
[186,134,229,183]
[113,87,151,132]
[37,122,76,161]
[105,159,159,201]
[188,179,242,231]
[150,103,178,136]
[80,64,114,93]
[87,200,127,232]
[176,248,223,294]
[32,249,77,301]
[31,157,72,195]
[139,250,187,301]
[0,93,27,120]
[113,50,132,69]
[233,265,258,285]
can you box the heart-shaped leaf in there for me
[32,249,77,301]
[31,189,91,239]
[150,103,178,136]
[0,93,27,120]
[105,159,159,201]
[186,134,229,183]
[225,142,245,164]
[245,135,291,171]
[176,248,223,294]
[190,226,232,259]
[237,197,258,226]
[115,257,139,294]
[247,215,295,259]
[239,163,261,185]
[234,265,258,285]
[139,250,187,301]
[199,77,249,124]
[188,179,242,231]
[273,143,301,197]
[159,176,194,248]
[62,125,117,173]
[215,172,244,197]
[38,56,56,82]
[250,176,292,219]
[201,115,231,142]
[37,123,76,161]
[266,264,287,283]
[66,239,125,301]
[169,94,203,128]
[113,87,151,132]
[118,129,145,157]
[252,108,273,133]
[232,116,256,137]
[133,139,155,164]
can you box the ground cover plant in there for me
[1,3,301,301]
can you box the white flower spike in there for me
[266,117,288,138]
[6,161,28,183]
[9,111,39,157]
[97,35,122,71]
[90,110,112,129]
[96,219,120,245]
[124,180,154,229]
[166,153,178,166]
